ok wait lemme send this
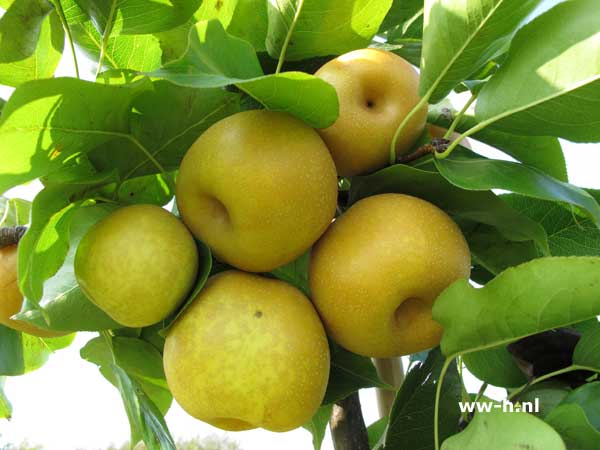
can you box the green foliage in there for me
[302,404,333,450]
[322,343,389,405]
[475,0,600,142]
[546,404,600,450]
[81,335,172,414]
[420,0,541,103]
[433,257,600,358]
[0,0,64,87]
[430,111,568,181]
[15,204,122,332]
[382,349,461,450]
[0,377,11,419]
[441,408,566,450]
[153,20,339,128]
[266,0,393,60]
[434,150,600,225]
[462,346,527,388]
[0,325,73,376]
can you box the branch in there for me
[330,392,370,450]
[0,226,27,248]
[373,357,405,417]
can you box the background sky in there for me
[1,3,599,448]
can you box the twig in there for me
[397,138,449,164]
[0,226,27,248]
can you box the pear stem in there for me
[330,392,370,450]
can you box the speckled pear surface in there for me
[315,48,427,176]
[0,244,66,337]
[75,204,199,327]
[163,270,330,432]
[175,110,338,273]
[310,194,471,357]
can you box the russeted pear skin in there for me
[175,110,338,273]
[315,48,427,176]
[0,245,66,337]
[75,204,199,327]
[310,194,471,357]
[163,271,330,432]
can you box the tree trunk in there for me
[373,357,405,417]
[329,392,370,450]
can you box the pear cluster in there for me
[0,49,471,433]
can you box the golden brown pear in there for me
[310,194,471,357]
[75,204,198,327]
[164,270,330,432]
[315,48,427,176]
[0,245,66,337]
[176,110,338,272]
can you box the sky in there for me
[1,3,600,448]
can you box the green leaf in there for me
[0,77,151,194]
[88,80,240,179]
[74,0,202,35]
[71,20,162,72]
[515,381,571,418]
[430,111,568,181]
[266,0,393,61]
[504,195,600,258]
[303,404,333,450]
[116,173,175,206]
[81,336,171,414]
[0,324,74,376]
[384,349,461,450]
[573,327,600,371]
[441,408,566,450]
[15,204,122,331]
[558,383,600,431]
[56,0,87,23]
[380,0,423,35]
[111,364,176,450]
[349,164,549,252]
[420,0,541,103]
[371,39,422,67]
[270,251,310,296]
[367,416,388,449]
[475,0,600,142]
[153,20,339,128]
[434,152,600,226]
[0,0,64,87]
[463,346,527,388]
[0,197,31,227]
[195,0,268,52]
[0,377,12,419]
[323,344,388,405]
[226,0,268,52]
[546,403,600,450]
[433,257,600,358]
[16,172,116,304]
[466,224,539,276]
